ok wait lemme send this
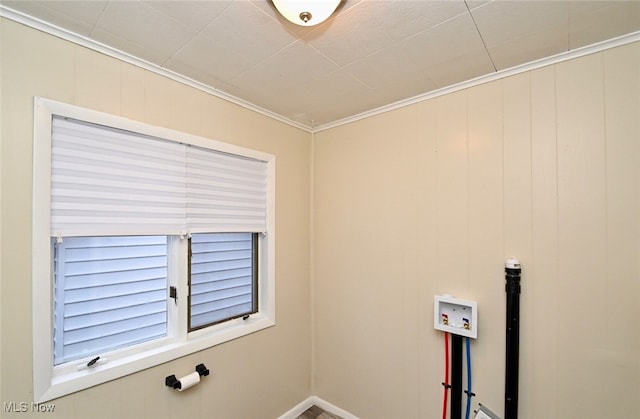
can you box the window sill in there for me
[37,315,275,403]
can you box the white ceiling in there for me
[2,0,640,130]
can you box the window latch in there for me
[76,356,108,370]
[169,286,177,304]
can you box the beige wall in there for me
[0,19,311,418]
[313,42,639,419]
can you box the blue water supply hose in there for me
[464,336,473,419]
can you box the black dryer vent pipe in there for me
[504,258,521,419]
[450,334,463,419]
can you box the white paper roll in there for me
[177,371,200,391]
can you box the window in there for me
[53,235,169,366]
[188,232,258,331]
[32,98,275,403]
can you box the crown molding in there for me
[2,5,639,135]
[313,30,640,133]
[0,5,313,133]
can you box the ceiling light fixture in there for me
[273,0,340,27]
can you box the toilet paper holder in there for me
[165,363,210,390]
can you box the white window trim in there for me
[32,97,276,403]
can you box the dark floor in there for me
[296,405,343,419]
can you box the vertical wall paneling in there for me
[602,44,640,418]
[414,100,440,419]
[74,379,122,419]
[556,53,608,418]
[144,71,173,127]
[352,118,402,419]
[170,82,204,134]
[435,90,469,297]
[74,46,122,114]
[120,64,146,121]
[530,66,560,418]
[119,369,147,419]
[312,127,357,412]
[398,105,429,419]
[314,120,401,417]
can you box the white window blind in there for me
[53,236,168,365]
[51,116,186,237]
[186,146,267,234]
[51,116,267,238]
[189,233,256,330]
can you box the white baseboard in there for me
[278,397,315,419]
[278,396,359,419]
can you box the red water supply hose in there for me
[442,332,450,419]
